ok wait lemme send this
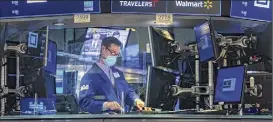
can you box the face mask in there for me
[103,56,117,66]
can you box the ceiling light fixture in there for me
[53,22,65,26]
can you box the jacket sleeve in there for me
[79,75,104,114]
[120,72,140,106]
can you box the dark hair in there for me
[112,31,120,36]
[101,37,122,48]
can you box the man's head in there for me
[112,31,120,39]
[100,37,122,66]
[93,31,101,40]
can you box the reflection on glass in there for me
[81,28,130,63]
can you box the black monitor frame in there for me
[148,26,176,69]
[145,66,177,110]
[213,65,246,105]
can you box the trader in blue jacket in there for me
[79,37,145,114]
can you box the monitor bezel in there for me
[194,19,218,63]
[145,66,178,110]
[213,65,246,105]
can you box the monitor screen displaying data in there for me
[0,0,101,18]
[214,66,246,103]
[194,21,216,63]
[230,0,272,22]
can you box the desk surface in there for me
[0,114,271,120]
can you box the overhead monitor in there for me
[230,0,272,22]
[111,0,221,16]
[0,0,100,18]
[81,28,130,62]
[194,21,217,63]
[214,65,246,104]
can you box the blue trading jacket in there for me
[79,64,139,114]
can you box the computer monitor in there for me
[145,66,177,110]
[148,26,176,69]
[20,70,56,115]
[44,70,56,98]
[25,26,49,68]
[214,65,246,104]
[194,20,217,63]
[22,27,49,97]
[44,40,57,74]
[81,27,130,62]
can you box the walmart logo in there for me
[175,0,213,9]
[204,0,212,9]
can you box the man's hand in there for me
[104,101,122,110]
[135,99,145,110]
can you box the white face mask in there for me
[103,56,117,66]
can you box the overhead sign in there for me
[111,0,167,13]
[74,14,91,23]
[230,0,272,22]
[155,14,173,25]
[111,0,221,16]
[167,0,221,15]
[0,0,100,18]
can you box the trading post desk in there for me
[0,113,271,122]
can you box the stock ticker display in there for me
[230,0,272,22]
[111,0,221,16]
[0,0,101,18]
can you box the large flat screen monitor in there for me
[145,66,177,110]
[148,26,175,69]
[194,21,217,63]
[81,28,130,62]
[214,65,246,104]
